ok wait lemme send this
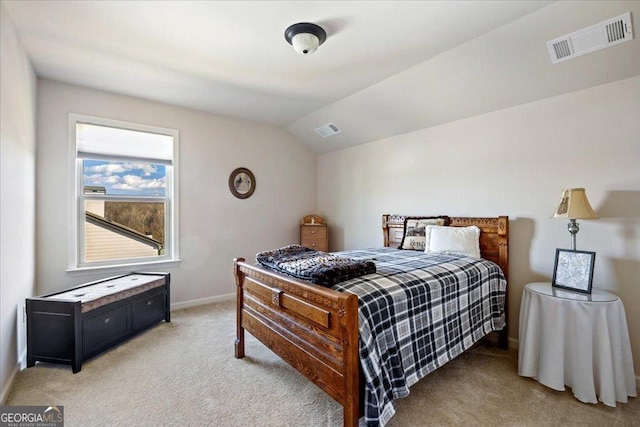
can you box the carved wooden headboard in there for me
[381,214,509,281]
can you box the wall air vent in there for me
[547,12,634,64]
[314,122,341,138]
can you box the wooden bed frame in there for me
[234,215,508,427]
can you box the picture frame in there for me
[228,167,256,199]
[552,248,596,294]
[552,287,592,301]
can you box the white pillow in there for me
[424,225,481,258]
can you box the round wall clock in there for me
[229,167,256,199]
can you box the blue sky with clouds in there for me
[83,160,166,196]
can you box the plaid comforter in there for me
[331,248,506,427]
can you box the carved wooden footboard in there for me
[234,215,508,427]
[234,258,360,426]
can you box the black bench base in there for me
[26,272,170,373]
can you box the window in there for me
[68,114,179,271]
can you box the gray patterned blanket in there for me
[256,245,377,287]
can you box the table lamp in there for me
[551,188,599,250]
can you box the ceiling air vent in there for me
[315,122,341,138]
[547,12,634,64]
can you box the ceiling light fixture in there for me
[284,22,326,55]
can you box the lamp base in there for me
[568,219,579,250]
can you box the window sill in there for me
[66,259,181,277]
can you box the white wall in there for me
[318,76,640,374]
[0,4,37,402]
[36,80,317,304]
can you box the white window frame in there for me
[67,113,180,274]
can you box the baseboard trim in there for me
[18,348,26,372]
[0,349,26,405]
[170,292,235,311]
[508,336,519,350]
[0,366,17,405]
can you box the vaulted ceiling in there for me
[4,1,640,153]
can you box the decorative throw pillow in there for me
[399,216,450,250]
[424,225,481,258]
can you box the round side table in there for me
[518,282,636,406]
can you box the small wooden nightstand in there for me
[300,215,328,252]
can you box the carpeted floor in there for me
[6,302,639,426]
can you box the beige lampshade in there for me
[551,188,599,219]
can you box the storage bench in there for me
[26,272,170,373]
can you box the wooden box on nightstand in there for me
[300,215,328,252]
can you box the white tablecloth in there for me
[518,282,637,406]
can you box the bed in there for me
[234,214,509,426]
